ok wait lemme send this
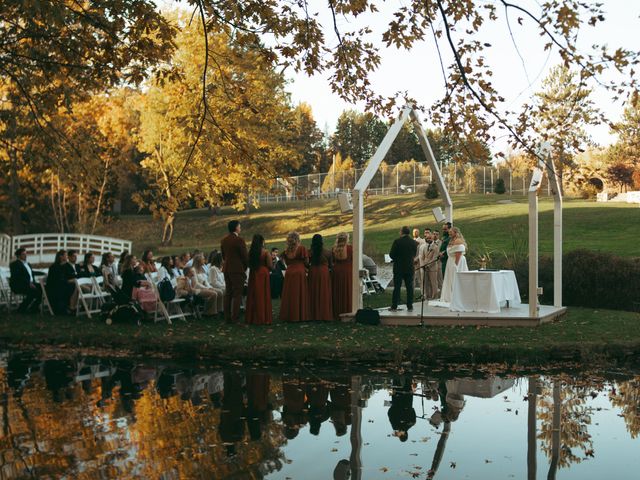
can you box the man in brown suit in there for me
[419,229,440,300]
[221,220,248,323]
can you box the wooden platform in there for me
[344,302,567,327]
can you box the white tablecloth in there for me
[450,270,521,313]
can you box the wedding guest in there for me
[117,250,129,275]
[78,252,99,278]
[433,231,443,290]
[157,256,177,288]
[101,252,121,290]
[389,226,418,312]
[120,255,149,300]
[9,248,42,313]
[171,255,184,277]
[179,252,191,268]
[221,220,249,323]
[46,250,74,314]
[63,249,81,307]
[308,234,333,321]
[438,222,452,278]
[279,231,309,322]
[185,249,202,268]
[207,252,226,294]
[270,247,286,299]
[192,254,223,316]
[140,249,157,273]
[66,250,80,278]
[413,228,425,293]
[331,232,353,319]
[246,234,273,325]
[419,230,439,300]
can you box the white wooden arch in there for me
[351,105,452,312]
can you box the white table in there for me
[450,270,521,313]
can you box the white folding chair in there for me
[39,277,54,315]
[91,276,112,304]
[0,272,11,311]
[360,269,377,295]
[75,278,104,318]
[146,274,186,324]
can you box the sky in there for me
[161,1,640,153]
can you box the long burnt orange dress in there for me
[279,245,309,322]
[332,245,353,319]
[246,250,273,325]
[308,249,333,321]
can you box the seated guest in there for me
[185,249,202,268]
[78,252,100,278]
[117,250,129,276]
[192,254,223,316]
[46,250,75,315]
[140,249,157,273]
[176,266,196,298]
[101,252,121,290]
[171,255,184,277]
[179,252,191,269]
[66,250,81,278]
[207,252,226,293]
[9,248,42,313]
[120,255,149,300]
[157,256,178,288]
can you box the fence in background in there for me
[254,161,553,204]
[0,234,132,267]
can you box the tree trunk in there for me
[91,159,110,234]
[8,151,24,234]
[161,212,175,245]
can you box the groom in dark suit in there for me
[389,226,418,312]
[9,248,42,313]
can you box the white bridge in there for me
[0,233,132,267]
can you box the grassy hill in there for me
[97,194,640,261]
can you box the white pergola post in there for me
[545,158,563,307]
[528,166,544,317]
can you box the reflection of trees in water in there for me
[0,361,287,479]
[609,376,640,439]
[537,376,596,470]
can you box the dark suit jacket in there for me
[64,262,79,280]
[9,260,35,294]
[389,235,418,275]
[221,233,249,274]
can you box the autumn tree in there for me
[135,11,301,244]
[330,110,387,168]
[529,65,599,192]
[605,161,635,193]
[286,103,327,176]
[611,92,640,164]
[0,1,174,233]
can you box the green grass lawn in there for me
[1,295,639,367]
[97,194,640,262]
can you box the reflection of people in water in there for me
[427,380,466,479]
[333,458,351,480]
[219,372,245,457]
[282,377,308,439]
[307,381,330,435]
[247,372,271,441]
[387,375,416,442]
[330,378,352,436]
[43,359,75,403]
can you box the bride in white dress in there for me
[430,227,468,307]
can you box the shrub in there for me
[494,178,506,194]
[496,249,640,311]
[425,183,439,199]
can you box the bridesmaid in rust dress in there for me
[331,232,353,319]
[279,231,310,322]
[308,234,333,321]
[246,234,273,325]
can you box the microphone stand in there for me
[417,258,439,327]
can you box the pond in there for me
[1,351,639,479]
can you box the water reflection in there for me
[0,352,639,479]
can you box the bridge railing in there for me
[1,233,132,266]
